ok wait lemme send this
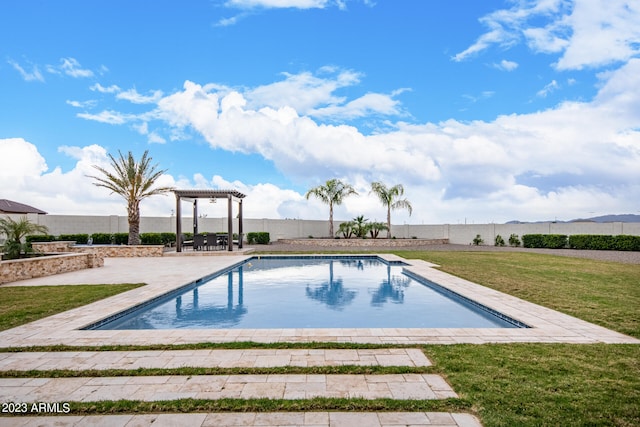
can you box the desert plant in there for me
[305,179,358,238]
[0,216,49,260]
[508,233,521,247]
[495,234,505,246]
[88,150,174,245]
[337,221,356,238]
[472,234,484,245]
[368,222,389,239]
[352,215,369,238]
[370,181,412,239]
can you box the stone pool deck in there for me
[0,255,637,346]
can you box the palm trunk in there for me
[329,202,334,237]
[128,200,141,245]
[387,206,391,239]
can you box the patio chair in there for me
[193,234,206,251]
[218,233,228,250]
[206,233,219,251]
[180,234,194,250]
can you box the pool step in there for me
[0,348,431,371]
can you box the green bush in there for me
[544,234,568,249]
[472,234,484,245]
[57,234,89,244]
[113,233,129,245]
[247,232,270,244]
[508,233,521,247]
[25,235,56,243]
[90,233,113,244]
[140,233,164,245]
[522,234,567,249]
[495,234,505,247]
[569,234,640,251]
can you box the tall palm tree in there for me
[89,150,174,245]
[370,181,412,238]
[305,179,358,237]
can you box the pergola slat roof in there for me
[173,189,246,199]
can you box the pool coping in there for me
[0,254,638,347]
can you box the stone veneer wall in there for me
[0,253,103,285]
[278,238,449,247]
[32,242,165,257]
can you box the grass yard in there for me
[0,284,144,331]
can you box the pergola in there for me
[174,189,246,252]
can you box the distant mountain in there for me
[571,214,640,223]
[506,214,640,224]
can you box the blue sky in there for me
[1,0,639,224]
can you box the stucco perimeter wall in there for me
[0,253,103,285]
[32,242,164,257]
[11,213,640,245]
[280,238,448,247]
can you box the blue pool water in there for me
[87,256,525,330]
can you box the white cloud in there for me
[454,0,640,70]
[536,79,560,97]
[225,0,331,9]
[77,110,133,124]
[7,59,44,82]
[90,83,121,93]
[66,99,97,108]
[56,57,94,78]
[117,88,164,104]
[492,59,519,71]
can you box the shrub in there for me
[544,234,568,249]
[495,234,505,246]
[522,234,545,248]
[57,234,89,244]
[140,233,164,245]
[90,233,112,244]
[568,234,640,251]
[113,233,129,245]
[472,234,484,245]
[247,232,270,244]
[508,233,521,247]
[522,234,567,249]
[25,234,57,243]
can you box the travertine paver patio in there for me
[0,348,431,371]
[0,411,483,426]
[0,373,457,401]
[0,255,637,346]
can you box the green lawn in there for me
[0,284,143,331]
[0,251,638,426]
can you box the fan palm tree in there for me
[0,216,49,259]
[89,150,174,245]
[305,179,358,238]
[370,181,412,238]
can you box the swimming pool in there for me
[86,256,526,330]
